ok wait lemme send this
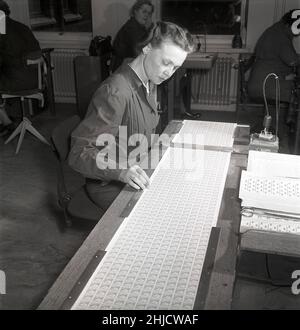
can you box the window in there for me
[161,0,248,36]
[28,0,92,33]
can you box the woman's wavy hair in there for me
[137,21,195,54]
[130,0,154,17]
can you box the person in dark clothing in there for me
[247,10,300,126]
[69,22,195,212]
[111,0,154,72]
[0,0,41,135]
[0,0,41,91]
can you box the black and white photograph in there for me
[0,0,300,314]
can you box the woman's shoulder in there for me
[118,17,146,36]
[116,18,133,33]
[99,65,134,96]
[7,17,32,34]
[114,19,134,46]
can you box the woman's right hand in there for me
[119,165,150,190]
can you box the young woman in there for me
[69,21,195,212]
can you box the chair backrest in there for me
[0,55,46,96]
[239,54,257,104]
[51,115,81,161]
[73,56,103,119]
[41,48,55,115]
[26,57,47,91]
[89,35,113,78]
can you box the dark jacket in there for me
[68,62,159,182]
[112,17,150,72]
[247,21,300,102]
[0,17,41,91]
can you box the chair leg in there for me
[58,195,73,227]
[28,99,34,116]
[20,97,26,117]
[63,208,73,227]
[26,121,50,145]
[4,121,23,144]
[5,117,50,154]
[16,122,27,154]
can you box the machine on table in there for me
[239,150,300,258]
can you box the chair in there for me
[51,115,103,227]
[73,56,104,119]
[238,53,261,107]
[239,54,289,109]
[291,77,300,154]
[41,48,56,116]
[294,107,300,154]
[1,56,50,154]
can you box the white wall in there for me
[92,0,135,38]
[6,0,30,26]
[246,0,278,51]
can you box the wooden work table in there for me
[38,121,250,310]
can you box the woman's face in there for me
[134,4,153,26]
[143,41,188,85]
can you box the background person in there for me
[0,0,41,91]
[111,0,154,72]
[247,9,300,129]
[0,0,41,135]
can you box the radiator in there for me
[52,49,88,103]
[190,54,239,112]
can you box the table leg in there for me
[186,69,192,113]
[294,109,300,154]
[42,49,56,116]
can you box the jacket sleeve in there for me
[68,81,127,182]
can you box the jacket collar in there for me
[117,61,157,113]
[128,54,150,93]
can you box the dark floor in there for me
[0,101,299,310]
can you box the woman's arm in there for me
[68,82,127,182]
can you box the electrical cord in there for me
[262,73,280,138]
